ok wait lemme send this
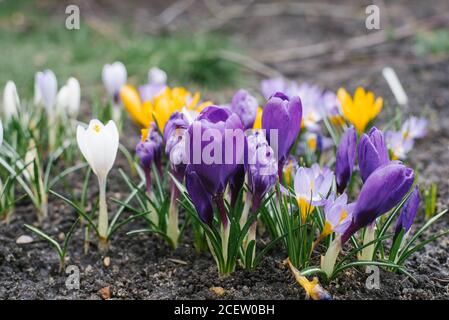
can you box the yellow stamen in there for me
[307,136,317,152]
[93,124,101,133]
[298,197,315,221]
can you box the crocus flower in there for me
[164,112,191,247]
[297,83,323,132]
[35,70,58,115]
[260,77,290,100]
[335,126,357,193]
[56,77,81,118]
[262,92,302,180]
[185,106,245,225]
[121,85,211,131]
[136,122,163,194]
[294,164,334,221]
[230,89,258,130]
[139,67,167,102]
[338,87,383,133]
[321,193,354,238]
[394,186,420,239]
[247,130,278,210]
[102,61,127,103]
[386,130,414,160]
[76,119,119,249]
[341,162,414,244]
[2,81,19,119]
[358,127,390,182]
[321,91,344,126]
[401,116,427,140]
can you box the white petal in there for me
[3,81,19,118]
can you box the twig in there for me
[158,0,196,26]
[217,50,282,78]
[256,11,449,63]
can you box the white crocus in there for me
[2,81,20,119]
[76,119,119,249]
[35,70,58,116]
[102,61,127,98]
[56,77,81,117]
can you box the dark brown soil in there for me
[1,0,449,300]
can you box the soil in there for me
[1,0,449,300]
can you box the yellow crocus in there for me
[120,85,153,127]
[120,85,211,131]
[337,87,383,133]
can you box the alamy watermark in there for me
[365,5,381,30]
[65,5,80,30]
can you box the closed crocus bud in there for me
[36,70,58,115]
[341,163,414,244]
[2,81,19,119]
[77,120,119,182]
[148,67,167,85]
[335,126,357,193]
[358,127,390,182]
[76,119,119,246]
[262,92,302,180]
[230,89,258,130]
[394,186,420,239]
[136,123,163,188]
[246,130,277,210]
[164,112,190,176]
[185,105,245,225]
[187,106,245,196]
[102,61,127,103]
[56,77,81,117]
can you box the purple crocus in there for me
[358,127,390,182]
[341,163,414,243]
[36,70,58,113]
[335,126,357,193]
[262,92,302,180]
[246,130,278,211]
[394,186,420,239]
[164,111,191,178]
[230,89,258,130]
[136,122,163,194]
[185,106,245,225]
[138,67,167,102]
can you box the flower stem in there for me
[167,182,180,249]
[97,176,109,252]
[359,223,376,261]
[320,235,342,279]
[215,194,230,268]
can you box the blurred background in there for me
[2,0,449,98]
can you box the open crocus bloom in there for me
[401,116,427,140]
[386,130,414,160]
[121,85,211,131]
[322,193,354,237]
[294,164,334,220]
[338,87,383,133]
[76,119,119,181]
[296,83,323,132]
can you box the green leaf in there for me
[24,224,63,259]
[50,189,99,235]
